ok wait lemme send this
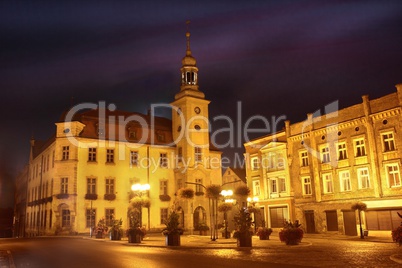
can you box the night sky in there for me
[1,1,402,208]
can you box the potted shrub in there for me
[198,222,210,236]
[94,217,108,239]
[127,210,145,243]
[279,220,304,245]
[162,210,183,246]
[233,207,253,247]
[256,227,273,240]
[392,222,402,246]
[108,217,123,240]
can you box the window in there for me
[160,153,168,168]
[106,149,114,163]
[86,209,96,228]
[251,157,259,170]
[87,178,96,194]
[61,177,68,194]
[382,132,396,152]
[322,173,333,193]
[130,151,138,166]
[300,151,309,167]
[62,209,70,227]
[195,178,203,193]
[339,170,351,191]
[157,133,165,142]
[386,163,401,187]
[177,147,183,163]
[195,147,202,163]
[354,138,366,157]
[252,180,260,196]
[52,150,55,168]
[357,168,370,189]
[62,146,69,160]
[105,178,115,195]
[128,129,136,140]
[279,178,286,192]
[320,146,330,163]
[337,142,347,160]
[160,208,168,224]
[88,148,97,162]
[47,155,50,171]
[160,181,168,195]
[270,179,277,193]
[302,177,312,195]
[105,209,114,226]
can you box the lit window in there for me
[271,179,277,193]
[337,142,347,160]
[357,168,370,189]
[160,153,168,168]
[105,178,115,194]
[252,180,260,196]
[86,209,96,228]
[195,178,203,193]
[322,173,333,193]
[177,147,183,163]
[160,208,168,224]
[61,177,68,194]
[62,146,69,160]
[88,148,97,162]
[339,170,351,192]
[105,209,114,226]
[382,132,396,152]
[195,147,202,163]
[87,178,96,194]
[320,146,330,163]
[302,177,312,195]
[160,181,168,195]
[300,151,309,167]
[354,139,366,157]
[386,163,401,187]
[251,157,259,170]
[279,178,286,192]
[130,151,138,166]
[106,149,114,163]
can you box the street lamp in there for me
[130,183,150,228]
[221,190,233,239]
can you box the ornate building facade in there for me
[245,84,402,236]
[24,30,222,236]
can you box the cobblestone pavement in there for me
[1,233,401,267]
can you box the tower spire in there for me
[186,20,191,56]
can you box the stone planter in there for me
[110,230,122,240]
[237,233,252,247]
[128,231,142,243]
[259,234,269,240]
[95,231,104,239]
[165,233,180,246]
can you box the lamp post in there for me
[221,190,233,239]
[131,183,150,227]
[247,196,259,232]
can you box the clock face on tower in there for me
[194,106,201,114]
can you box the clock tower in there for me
[171,25,218,188]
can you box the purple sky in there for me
[1,0,402,208]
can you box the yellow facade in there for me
[25,30,222,236]
[245,84,402,236]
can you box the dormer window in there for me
[127,127,137,140]
[157,132,165,142]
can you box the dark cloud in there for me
[1,0,402,207]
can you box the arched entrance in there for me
[193,206,207,230]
